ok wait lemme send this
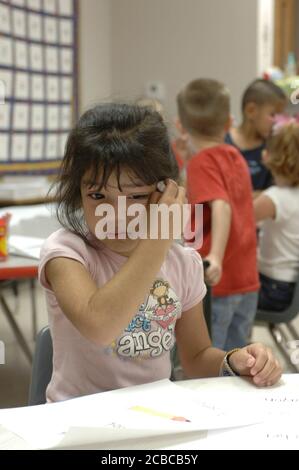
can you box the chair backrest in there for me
[256,272,299,324]
[203,284,212,336]
[28,326,53,406]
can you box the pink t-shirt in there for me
[39,229,206,402]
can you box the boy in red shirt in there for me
[177,78,260,350]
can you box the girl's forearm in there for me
[87,239,171,345]
[183,346,226,378]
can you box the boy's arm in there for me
[253,193,276,222]
[205,199,232,286]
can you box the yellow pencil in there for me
[130,405,191,422]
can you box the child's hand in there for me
[204,254,222,286]
[148,179,186,242]
[229,343,282,387]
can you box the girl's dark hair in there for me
[55,103,179,238]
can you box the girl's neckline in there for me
[87,232,129,263]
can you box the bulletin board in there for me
[0,0,78,175]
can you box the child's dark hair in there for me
[55,103,179,238]
[241,79,286,113]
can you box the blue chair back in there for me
[28,326,53,406]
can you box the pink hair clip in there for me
[272,114,299,134]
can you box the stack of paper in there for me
[8,235,44,260]
[0,379,261,450]
[1,203,60,240]
[1,376,298,450]
[0,177,53,201]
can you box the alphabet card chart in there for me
[0,0,78,175]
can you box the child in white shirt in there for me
[254,121,299,311]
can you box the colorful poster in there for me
[0,0,78,175]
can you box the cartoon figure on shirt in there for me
[112,278,181,359]
[149,280,177,329]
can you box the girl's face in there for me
[81,168,156,256]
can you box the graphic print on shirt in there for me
[113,279,181,359]
[248,160,261,176]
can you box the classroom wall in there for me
[79,0,259,122]
[79,0,111,112]
[110,0,259,123]
[296,1,299,66]
[257,0,274,76]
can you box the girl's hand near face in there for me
[151,178,185,205]
[147,179,186,243]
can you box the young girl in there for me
[254,120,299,311]
[39,103,282,402]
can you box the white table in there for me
[0,374,298,450]
[0,256,39,362]
[0,203,59,362]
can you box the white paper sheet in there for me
[57,427,208,450]
[166,375,299,450]
[0,379,261,450]
[1,202,60,239]
[9,235,44,259]
[0,425,32,450]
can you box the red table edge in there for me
[0,266,38,280]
